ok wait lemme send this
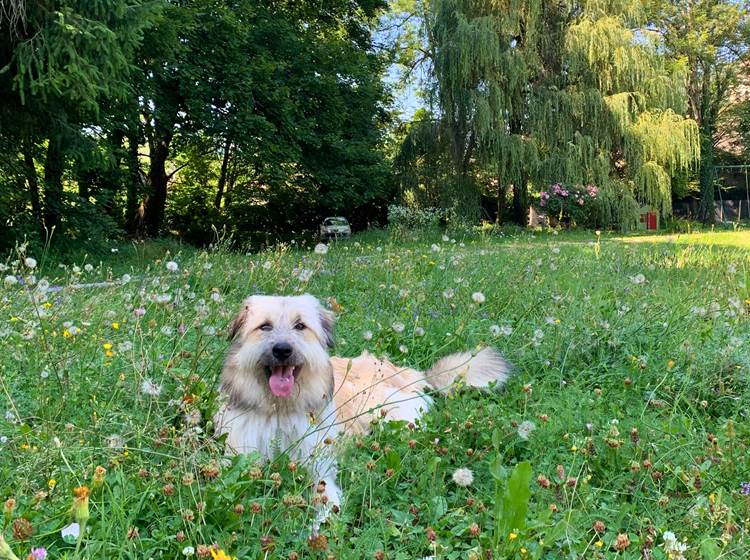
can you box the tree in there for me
[655,0,749,223]
[393,0,701,229]
[0,0,159,245]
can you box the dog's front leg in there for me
[309,454,341,533]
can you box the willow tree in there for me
[400,0,700,228]
[533,0,700,227]
[427,0,542,222]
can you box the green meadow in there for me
[1,228,749,559]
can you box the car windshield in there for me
[324,218,348,226]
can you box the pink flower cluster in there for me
[539,183,598,207]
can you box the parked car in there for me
[319,217,351,239]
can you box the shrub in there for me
[387,205,446,230]
[537,183,600,227]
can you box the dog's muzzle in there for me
[263,342,303,398]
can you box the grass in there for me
[1,227,749,559]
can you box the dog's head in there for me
[222,294,335,410]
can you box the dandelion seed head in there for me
[452,467,474,487]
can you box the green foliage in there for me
[1,230,749,557]
[394,0,706,228]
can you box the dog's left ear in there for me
[319,306,335,349]
[228,299,251,340]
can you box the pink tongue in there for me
[269,365,295,397]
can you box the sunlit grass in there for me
[1,228,748,559]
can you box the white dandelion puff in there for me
[452,468,474,487]
[24,257,37,269]
[517,420,536,440]
[166,261,179,272]
[140,378,162,397]
[471,292,485,304]
[314,243,328,255]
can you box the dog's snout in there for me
[272,342,293,361]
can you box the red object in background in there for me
[639,212,657,230]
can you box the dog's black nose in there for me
[272,342,293,361]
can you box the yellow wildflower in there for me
[48,479,57,490]
[508,532,518,540]
[210,550,235,560]
[595,540,603,548]
[111,322,120,330]
[103,343,112,350]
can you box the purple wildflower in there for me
[30,548,47,560]
[133,307,146,318]
[741,481,750,495]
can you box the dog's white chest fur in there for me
[217,402,338,461]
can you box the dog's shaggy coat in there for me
[214,294,511,515]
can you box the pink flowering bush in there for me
[538,183,600,227]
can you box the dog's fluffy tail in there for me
[424,347,511,394]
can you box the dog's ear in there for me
[228,300,251,340]
[319,306,335,349]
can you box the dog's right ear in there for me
[228,300,250,340]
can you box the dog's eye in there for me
[294,322,306,331]
[258,323,273,332]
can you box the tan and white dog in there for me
[214,294,511,519]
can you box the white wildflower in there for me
[471,292,485,304]
[166,261,179,272]
[298,269,313,282]
[36,278,50,293]
[182,546,195,557]
[414,327,425,337]
[500,325,513,336]
[84,263,94,273]
[4,275,18,286]
[489,325,501,337]
[141,378,162,397]
[517,420,536,440]
[262,261,273,270]
[24,257,37,269]
[392,322,405,333]
[399,345,408,354]
[430,244,441,253]
[452,467,474,487]
[106,434,125,449]
[121,274,132,284]
[442,288,454,299]
[442,235,449,242]
[362,330,373,341]
[61,523,80,544]
[314,243,328,255]
[629,273,646,285]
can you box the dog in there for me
[214,294,511,522]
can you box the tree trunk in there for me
[78,170,91,201]
[23,147,41,222]
[43,134,65,232]
[697,134,715,224]
[125,131,142,234]
[511,174,529,226]
[496,178,505,224]
[214,135,232,209]
[143,131,172,236]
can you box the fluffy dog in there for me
[214,294,511,518]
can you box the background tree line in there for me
[1,0,748,252]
